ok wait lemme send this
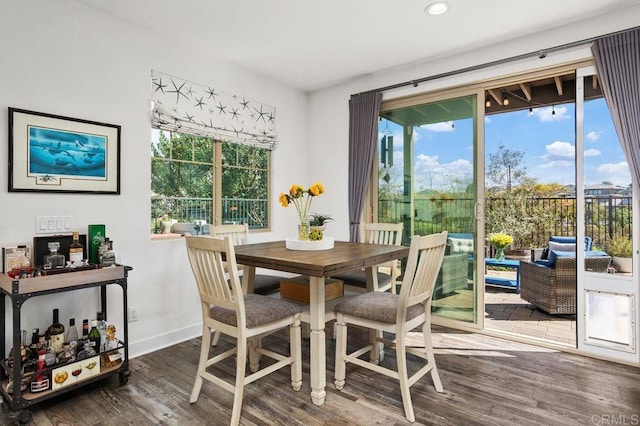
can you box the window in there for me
[151,129,270,235]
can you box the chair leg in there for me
[334,315,347,390]
[422,317,443,393]
[212,330,220,346]
[290,319,302,391]
[248,336,261,373]
[230,336,248,426]
[190,324,212,403]
[396,334,415,423]
[369,329,384,364]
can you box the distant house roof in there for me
[584,183,625,197]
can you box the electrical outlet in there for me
[129,306,139,322]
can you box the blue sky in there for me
[382,97,631,192]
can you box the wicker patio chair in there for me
[520,255,612,315]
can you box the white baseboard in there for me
[128,323,202,359]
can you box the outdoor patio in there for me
[433,269,577,347]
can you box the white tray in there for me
[285,237,334,251]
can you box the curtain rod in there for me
[357,25,640,96]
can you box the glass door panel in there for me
[379,94,478,323]
[577,66,638,362]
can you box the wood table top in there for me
[234,240,409,278]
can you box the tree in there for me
[485,145,555,248]
[486,143,527,191]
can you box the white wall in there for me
[0,0,308,356]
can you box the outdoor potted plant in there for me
[607,237,633,273]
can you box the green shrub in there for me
[607,237,633,257]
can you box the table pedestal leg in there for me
[309,276,326,405]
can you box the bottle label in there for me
[70,250,83,264]
[31,377,50,392]
[50,333,64,353]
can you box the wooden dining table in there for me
[233,240,410,406]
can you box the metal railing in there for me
[379,195,632,248]
[151,196,268,232]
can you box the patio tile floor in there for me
[433,268,577,347]
[484,270,577,346]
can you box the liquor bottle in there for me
[47,308,65,354]
[7,329,28,369]
[43,241,65,269]
[69,231,84,265]
[96,312,107,352]
[25,328,40,373]
[66,318,79,345]
[100,239,117,267]
[82,319,90,339]
[88,320,101,353]
[30,349,50,393]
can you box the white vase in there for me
[613,256,632,273]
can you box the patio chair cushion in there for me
[548,249,611,268]
[548,250,575,267]
[210,294,302,328]
[550,236,593,251]
[548,241,576,253]
[448,237,474,254]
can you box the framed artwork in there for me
[8,107,121,194]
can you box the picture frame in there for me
[8,107,121,194]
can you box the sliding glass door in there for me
[378,92,480,324]
[576,66,639,362]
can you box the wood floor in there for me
[3,325,639,425]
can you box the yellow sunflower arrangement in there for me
[279,182,326,240]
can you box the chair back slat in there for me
[364,223,403,275]
[399,232,447,315]
[209,223,249,246]
[185,235,244,312]
[364,222,403,246]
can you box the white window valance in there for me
[151,70,277,150]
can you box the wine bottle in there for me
[47,309,65,354]
[69,231,84,265]
[88,320,101,353]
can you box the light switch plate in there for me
[36,216,73,234]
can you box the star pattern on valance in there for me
[151,70,277,150]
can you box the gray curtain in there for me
[348,92,382,242]
[591,29,640,190]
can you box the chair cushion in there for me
[548,250,576,268]
[550,236,592,251]
[333,270,391,288]
[210,294,302,328]
[548,241,576,253]
[253,274,283,295]
[227,274,284,295]
[448,237,474,254]
[334,292,424,324]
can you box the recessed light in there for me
[425,1,449,16]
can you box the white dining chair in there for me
[334,231,447,423]
[208,223,288,346]
[185,235,302,426]
[333,222,403,293]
